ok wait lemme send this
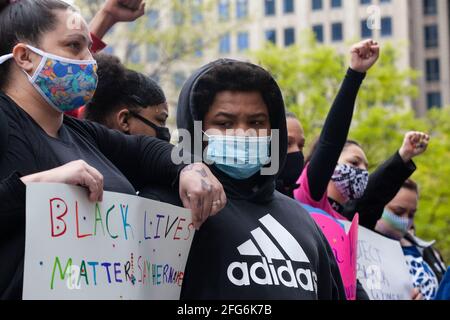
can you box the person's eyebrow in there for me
[65,33,92,48]
[248,112,269,119]
[214,112,237,119]
[355,155,369,167]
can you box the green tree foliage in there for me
[77,0,241,76]
[252,37,450,262]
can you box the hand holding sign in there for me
[21,160,104,202]
[23,183,195,300]
[411,288,424,300]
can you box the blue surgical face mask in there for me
[382,208,413,235]
[204,133,271,180]
[0,45,98,113]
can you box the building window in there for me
[236,0,248,19]
[146,10,159,29]
[425,25,439,48]
[194,38,203,57]
[423,0,438,15]
[173,72,187,90]
[265,0,276,16]
[191,0,203,24]
[172,0,185,25]
[127,44,141,64]
[218,0,230,21]
[284,0,294,13]
[381,17,392,37]
[361,19,373,38]
[284,27,295,46]
[312,25,324,43]
[219,33,231,53]
[427,92,442,109]
[103,46,114,55]
[331,0,342,8]
[265,29,277,44]
[426,58,440,82]
[360,0,371,5]
[332,22,343,41]
[146,44,159,62]
[312,0,322,10]
[237,31,249,51]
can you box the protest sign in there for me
[23,183,194,300]
[341,221,413,300]
[302,205,358,300]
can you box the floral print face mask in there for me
[0,45,98,112]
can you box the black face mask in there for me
[277,151,304,197]
[129,111,171,142]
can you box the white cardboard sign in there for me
[23,183,194,300]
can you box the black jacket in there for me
[340,151,416,230]
[0,93,185,300]
[142,59,346,300]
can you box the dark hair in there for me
[85,53,166,124]
[286,111,298,120]
[192,60,278,124]
[305,139,362,164]
[344,140,361,149]
[402,178,419,195]
[0,0,72,89]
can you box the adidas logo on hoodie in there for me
[227,214,318,293]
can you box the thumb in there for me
[180,192,191,210]
[137,2,145,15]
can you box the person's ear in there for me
[116,109,131,134]
[12,44,37,75]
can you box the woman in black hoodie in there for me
[142,59,346,300]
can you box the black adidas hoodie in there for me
[141,59,346,300]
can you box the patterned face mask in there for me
[0,45,98,112]
[331,164,369,202]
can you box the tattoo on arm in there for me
[201,179,212,192]
[196,168,208,178]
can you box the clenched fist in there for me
[350,39,380,73]
[399,131,430,163]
